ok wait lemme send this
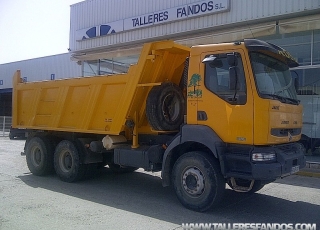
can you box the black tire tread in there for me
[54,140,87,183]
[146,82,185,131]
[172,151,225,212]
[25,136,54,176]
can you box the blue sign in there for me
[51,74,55,80]
[76,0,230,41]
[78,20,123,40]
[23,77,27,82]
[0,80,3,85]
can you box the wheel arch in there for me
[161,125,224,187]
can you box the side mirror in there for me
[227,53,238,67]
[202,55,216,63]
[202,55,223,68]
[229,66,240,90]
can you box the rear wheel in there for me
[172,151,225,212]
[54,140,87,182]
[25,136,54,176]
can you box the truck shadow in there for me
[18,168,320,225]
[273,174,320,189]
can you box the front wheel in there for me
[172,151,225,212]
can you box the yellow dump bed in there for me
[12,41,190,135]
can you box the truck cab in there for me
[161,39,305,210]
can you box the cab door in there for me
[194,49,254,145]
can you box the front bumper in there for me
[222,142,306,180]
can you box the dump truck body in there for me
[12,39,306,212]
[13,41,190,135]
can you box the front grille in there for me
[271,128,301,137]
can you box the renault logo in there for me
[288,132,293,142]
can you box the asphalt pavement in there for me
[1,137,320,229]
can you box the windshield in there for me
[250,52,298,103]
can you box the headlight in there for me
[252,153,276,161]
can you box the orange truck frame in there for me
[12,39,306,211]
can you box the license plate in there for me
[291,165,300,174]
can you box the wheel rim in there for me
[30,146,43,167]
[182,167,205,197]
[162,92,179,123]
[59,150,73,173]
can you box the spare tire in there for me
[146,82,185,131]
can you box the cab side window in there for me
[204,53,247,105]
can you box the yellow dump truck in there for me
[12,39,306,211]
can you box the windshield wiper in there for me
[261,93,287,103]
[261,93,299,105]
[284,97,300,105]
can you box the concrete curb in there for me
[296,161,320,178]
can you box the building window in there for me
[82,55,139,76]
[260,30,312,66]
[259,29,320,96]
[313,30,320,65]
[83,60,99,76]
[292,68,320,95]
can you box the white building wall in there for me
[0,53,82,89]
[69,0,320,53]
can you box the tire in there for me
[227,179,265,193]
[108,163,139,173]
[172,151,225,212]
[54,140,87,182]
[146,82,185,131]
[25,136,54,176]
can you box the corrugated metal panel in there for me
[69,0,320,54]
[176,21,276,47]
[0,53,82,89]
[279,14,320,33]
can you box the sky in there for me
[0,0,83,64]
